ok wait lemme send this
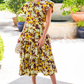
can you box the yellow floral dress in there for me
[19,0,57,77]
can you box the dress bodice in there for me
[21,0,54,23]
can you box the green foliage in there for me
[17,10,24,15]
[60,0,84,15]
[51,0,63,3]
[5,0,25,16]
[17,16,25,22]
[0,0,4,3]
[0,35,4,61]
[0,3,6,11]
[5,0,31,16]
[77,21,84,28]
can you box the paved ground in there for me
[0,11,84,84]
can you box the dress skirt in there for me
[19,22,57,77]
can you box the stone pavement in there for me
[0,11,84,84]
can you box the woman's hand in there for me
[38,36,45,48]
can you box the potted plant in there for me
[77,21,84,38]
[5,0,26,25]
[17,16,25,32]
[60,0,84,22]
[0,35,5,69]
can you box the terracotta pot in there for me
[12,17,18,26]
[71,12,84,22]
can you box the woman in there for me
[17,0,57,84]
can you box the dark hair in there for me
[51,0,63,3]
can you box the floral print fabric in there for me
[19,0,57,77]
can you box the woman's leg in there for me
[31,75,36,84]
[50,73,57,84]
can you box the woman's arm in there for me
[38,7,52,48]
[42,7,52,38]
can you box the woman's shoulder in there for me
[41,0,54,13]
[40,0,54,6]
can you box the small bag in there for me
[15,42,21,54]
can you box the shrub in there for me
[0,35,4,61]
[0,3,6,11]
[5,0,25,16]
[0,0,4,3]
[5,0,31,16]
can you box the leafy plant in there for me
[5,0,25,17]
[5,0,31,16]
[77,21,84,28]
[0,0,4,3]
[51,0,63,3]
[60,0,84,15]
[0,3,6,11]
[17,16,25,22]
[0,35,4,61]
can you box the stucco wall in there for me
[51,3,73,21]
[47,22,77,38]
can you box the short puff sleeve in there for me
[43,0,54,13]
[21,2,29,14]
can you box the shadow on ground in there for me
[0,18,21,36]
[8,76,72,84]
[0,25,21,36]
[0,21,13,26]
